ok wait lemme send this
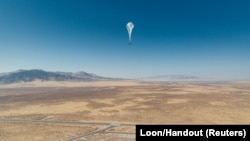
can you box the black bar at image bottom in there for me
[136,125,250,141]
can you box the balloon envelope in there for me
[126,22,134,44]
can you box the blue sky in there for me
[0,0,250,80]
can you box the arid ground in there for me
[0,80,250,140]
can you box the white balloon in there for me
[126,22,134,44]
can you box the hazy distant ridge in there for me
[138,75,205,81]
[0,69,114,84]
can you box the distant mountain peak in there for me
[0,69,114,84]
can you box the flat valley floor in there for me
[0,81,250,140]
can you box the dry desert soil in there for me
[0,80,250,140]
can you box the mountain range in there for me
[0,69,115,84]
[0,69,208,84]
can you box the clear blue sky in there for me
[0,0,250,80]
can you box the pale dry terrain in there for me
[0,123,98,141]
[0,80,250,140]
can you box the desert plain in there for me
[0,80,250,140]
